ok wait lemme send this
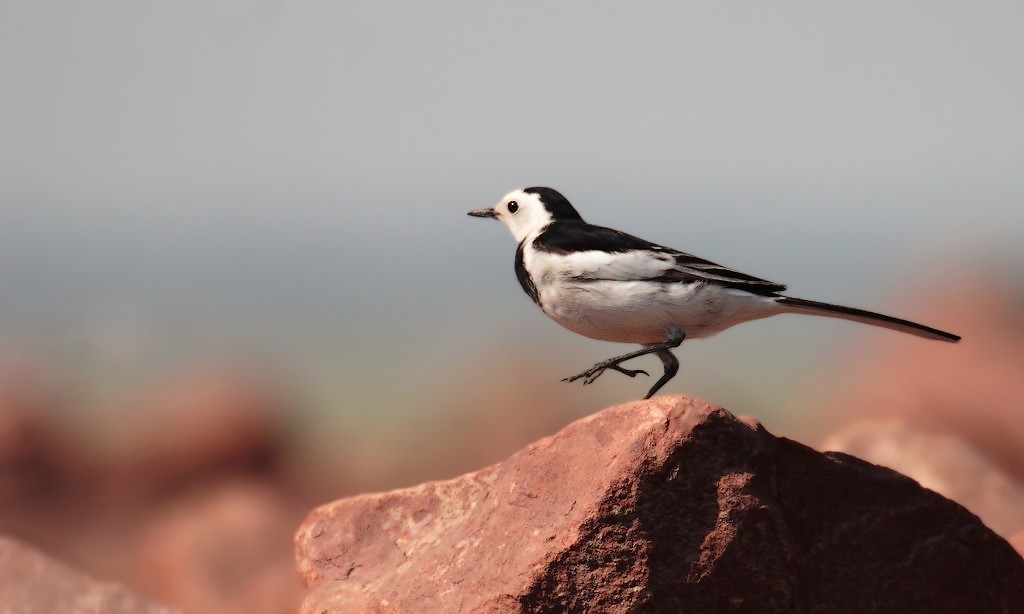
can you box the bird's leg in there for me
[562,329,685,392]
[562,347,660,385]
[642,349,680,399]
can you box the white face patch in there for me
[492,189,554,243]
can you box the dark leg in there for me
[562,329,685,395]
[642,349,679,399]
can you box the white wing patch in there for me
[531,249,677,282]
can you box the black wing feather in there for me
[533,221,787,295]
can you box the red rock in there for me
[1012,532,1024,557]
[822,417,1024,539]
[0,536,177,613]
[808,274,1024,482]
[101,367,286,495]
[0,356,95,512]
[295,396,1024,613]
[134,482,304,614]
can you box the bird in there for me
[468,187,961,400]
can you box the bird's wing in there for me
[656,249,787,294]
[534,222,787,294]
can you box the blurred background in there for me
[2,1,1023,611]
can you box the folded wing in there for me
[534,222,786,295]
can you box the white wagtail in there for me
[469,187,960,400]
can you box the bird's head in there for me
[468,187,582,243]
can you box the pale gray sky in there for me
[1,2,1022,419]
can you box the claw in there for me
[609,365,648,378]
[562,360,648,386]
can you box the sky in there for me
[1,2,1022,429]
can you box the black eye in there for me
[507,200,519,214]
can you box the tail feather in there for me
[776,296,961,342]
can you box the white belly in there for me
[538,279,783,345]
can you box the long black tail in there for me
[776,296,961,342]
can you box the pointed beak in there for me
[467,208,498,219]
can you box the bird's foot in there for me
[609,365,649,379]
[562,361,648,386]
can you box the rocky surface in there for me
[823,417,1024,540]
[295,396,1024,614]
[0,361,309,614]
[134,482,305,614]
[808,274,1024,545]
[810,274,1024,481]
[0,536,177,613]
[101,367,285,495]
